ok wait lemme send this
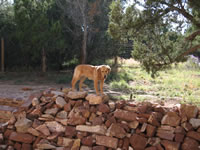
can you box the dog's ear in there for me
[107,65,111,73]
[96,66,101,73]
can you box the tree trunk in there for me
[80,17,87,64]
[113,56,118,72]
[1,37,4,73]
[42,48,46,73]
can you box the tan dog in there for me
[71,64,111,95]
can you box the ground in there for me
[0,78,181,108]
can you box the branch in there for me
[161,1,200,28]
[185,30,200,41]
[177,44,200,60]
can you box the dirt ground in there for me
[0,79,121,102]
[0,81,66,101]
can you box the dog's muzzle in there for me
[104,75,107,79]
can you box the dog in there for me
[71,64,111,95]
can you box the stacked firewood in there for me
[0,89,199,150]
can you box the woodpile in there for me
[0,89,200,150]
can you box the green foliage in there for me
[14,0,66,69]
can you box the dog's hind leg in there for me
[79,77,86,91]
[71,75,79,91]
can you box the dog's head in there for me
[97,65,111,79]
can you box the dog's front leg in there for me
[94,79,99,95]
[100,80,104,95]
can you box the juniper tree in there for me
[108,0,200,77]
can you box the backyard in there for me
[0,58,199,106]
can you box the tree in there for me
[0,0,16,71]
[56,0,105,64]
[108,0,200,77]
[14,0,65,72]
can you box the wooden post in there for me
[42,47,46,73]
[1,37,4,73]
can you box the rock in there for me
[32,97,40,106]
[67,91,88,99]
[147,137,161,146]
[92,146,106,150]
[161,112,181,127]
[187,131,200,141]
[0,133,3,143]
[128,121,139,129]
[174,126,186,134]
[14,117,32,133]
[81,136,95,146]
[27,127,40,137]
[180,104,199,119]
[182,137,200,150]
[36,139,56,149]
[9,132,34,144]
[92,116,103,125]
[80,146,92,150]
[7,146,14,150]
[30,107,41,116]
[76,125,106,135]
[68,114,86,125]
[175,133,185,142]
[145,147,157,150]
[57,137,73,147]
[8,115,16,125]
[122,137,130,150]
[181,122,193,131]
[148,114,160,127]
[189,118,200,129]
[51,91,65,97]
[56,110,68,119]
[71,139,81,150]
[108,101,116,111]
[36,124,50,136]
[107,123,126,138]
[65,126,77,138]
[62,88,71,94]
[0,145,7,150]
[21,143,32,150]
[47,132,59,140]
[44,108,58,115]
[161,140,180,150]
[56,97,67,108]
[96,135,118,149]
[39,114,54,121]
[98,104,110,113]
[146,124,156,137]
[114,109,137,122]
[86,94,103,105]
[64,103,72,112]
[45,121,65,133]
[130,134,147,150]
[156,129,175,140]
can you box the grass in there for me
[107,59,200,105]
